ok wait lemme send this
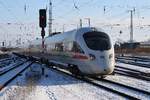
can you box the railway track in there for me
[123,55,150,61]
[0,61,33,91]
[0,55,22,68]
[116,55,150,68]
[91,77,150,95]
[46,65,150,99]
[0,60,28,75]
[40,61,150,100]
[116,56,150,63]
[0,58,14,68]
[115,65,150,81]
[44,66,138,99]
[0,58,12,63]
[116,59,150,68]
[13,53,150,99]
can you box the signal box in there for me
[39,9,47,28]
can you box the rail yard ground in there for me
[0,53,150,100]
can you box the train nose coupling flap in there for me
[100,56,104,59]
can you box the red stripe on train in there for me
[72,53,89,60]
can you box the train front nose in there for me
[101,53,115,74]
[103,63,114,74]
[88,52,115,75]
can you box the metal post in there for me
[42,67,45,75]
[63,24,65,33]
[130,10,133,43]
[49,0,52,36]
[80,19,82,28]
[41,28,45,50]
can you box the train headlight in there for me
[89,54,96,60]
[109,54,113,59]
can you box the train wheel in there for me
[100,75,107,79]
[68,65,80,75]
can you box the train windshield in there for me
[83,32,111,51]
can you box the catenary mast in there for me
[49,0,52,36]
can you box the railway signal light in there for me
[39,9,47,28]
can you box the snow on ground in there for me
[137,61,150,65]
[116,62,150,73]
[0,58,10,62]
[105,75,150,99]
[0,51,3,54]
[117,54,150,59]
[0,61,32,85]
[1,62,150,100]
[0,60,12,69]
[0,63,125,100]
[0,55,23,69]
[0,59,23,72]
[106,75,150,92]
[117,57,150,65]
[118,59,150,65]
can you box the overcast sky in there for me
[0,0,150,46]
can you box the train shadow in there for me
[26,63,84,86]
[0,62,84,98]
[6,53,83,86]
[0,69,83,99]
[4,67,83,87]
[38,71,83,86]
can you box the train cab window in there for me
[83,32,111,51]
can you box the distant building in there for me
[114,41,150,54]
[139,42,150,48]
[115,42,140,49]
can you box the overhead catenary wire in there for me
[0,0,149,42]
[0,1,22,23]
[54,1,131,21]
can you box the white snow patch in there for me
[116,62,150,73]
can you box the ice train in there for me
[23,27,115,76]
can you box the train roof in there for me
[45,27,105,43]
[29,27,106,46]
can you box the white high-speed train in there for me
[23,27,115,76]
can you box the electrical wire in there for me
[0,0,21,22]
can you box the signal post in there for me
[39,9,47,52]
